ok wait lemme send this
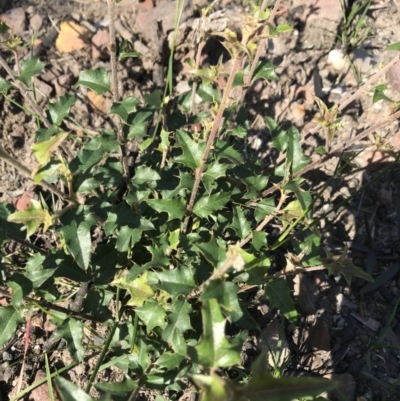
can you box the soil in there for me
[1,0,400,400]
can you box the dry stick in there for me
[107,0,130,180]
[338,53,400,112]
[182,56,243,233]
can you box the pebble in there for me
[0,7,27,36]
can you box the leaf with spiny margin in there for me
[111,271,154,307]
[203,161,228,193]
[131,166,161,185]
[146,198,186,221]
[116,226,142,252]
[17,56,46,86]
[188,299,241,368]
[175,130,205,169]
[162,300,192,355]
[135,299,167,332]
[109,96,141,123]
[194,237,226,268]
[156,265,196,297]
[287,126,310,173]
[75,68,110,94]
[55,377,96,401]
[32,132,69,166]
[0,306,22,349]
[266,116,287,152]
[252,60,279,83]
[284,179,313,215]
[252,230,267,251]
[214,140,243,164]
[235,351,337,401]
[155,352,185,370]
[48,94,76,126]
[7,274,32,308]
[54,318,84,362]
[264,278,297,323]
[7,199,52,237]
[193,192,230,218]
[254,198,276,223]
[144,90,162,108]
[23,253,53,288]
[161,171,194,199]
[229,206,251,239]
[0,76,11,94]
[145,245,170,268]
[127,109,154,138]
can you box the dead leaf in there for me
[12,191,36,211]
[56,21,89,53]
[87,90,109,114]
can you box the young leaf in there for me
[7,199,52,237]
[0,76,11,94]
[264,278,297,323]
[55,376,96,401]
[48,94,76,126]
[188,299,241,368]
[54,318,84,362]
[75,68,110,94]
[175,130,205,169]
[135,299,167,332]
[32,132,69,165]
[16,56,46,86]
[193,192,230,218]
[146,198,186,221]
[0,306,22,348]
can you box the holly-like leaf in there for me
[7,274,32,307]
[286,126,310,173]
[116,227,142,252]
[254,198,276,223]
[229,206,251,239]
[54,318,84,362]
[135,299,167,332]
[188,299,241,368]
[156,265,196,297]
[144,90,162,108]
[132,166,161,185]
[214,140,243,165]
[7,199,52,237]
[162,300,192,355]
[175,130,205,169]
[55,376,96,401]
[155,352,185,370]
[109,96,141,123]
[0,306,22,348]
[194,237,226,268]
[111,271,154,307]
[75,68,110,94]
[203,162,228,193]
[264,278,297,323]
[252,60,279,83]
[193,192,230,218]
[32,132,69,165]
[146,198,186,221]
[0,76,11,94]
[266,117,287,152]
[48,94,76,126]
[16,56,46,86]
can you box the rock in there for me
[139,0,154,11]
[91,28,110,60]
[0,7,26,36]
[325,373,356,401]
[29,13,42,32]
[32,77,53,100]
[388,61,400,94]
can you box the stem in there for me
[182,56,243,233]
[107,0,130,180]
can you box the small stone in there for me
[29,13,42,32]
[32,77,53,100]
[328,49,348,71]
[388,61,400,94]
[91,28,110,60]
[0,7,27,37]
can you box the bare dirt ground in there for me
[1,0,400,400]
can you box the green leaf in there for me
[0,22,9,34]
[254,198,276,223]
[192,374,233,401]
[147,198,186,221]
[17,56,46,86]
[156,352,185,370]
[372,85,393,104]
[116,226,142,252]
[162,300,192,355]
[0,306,21,348]
[60,220,92,270]
[264,278,297,323]
[109,96,141,123]
[197,83,220,102]
[55,376,96,401]
[94,378,138,394]
[175,130,205,169]
[111,271,154,307]
[54,318,84,362]
[132,166,161,185]
[266,117,287,152]
[7,274,33,307]
[75,68,110,94]
[48,94,76,126]
[214,140,243,164]
[32,132,69,165]
[127,109,154,138]
[7,199,52,237]
[252,231,267,250]
[287,126,310,173]
[0,202,24,244]
[0,76,11,94]
[144,90,162,108]
[23,253,53,288]
[203,162,228,193]
[156,265,196,297]
[237,351,337,401]
[194,237,226,268]
[188,299,241,368]
[193,192,230,218]
[136,299,167,332]
[252,60,279,83]
[386,42,400,51]
[229,206,251,239]
[118,39,141,59]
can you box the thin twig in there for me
[107,0,130,180]
[182,56,243,233]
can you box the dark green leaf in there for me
[0,202,24,244]
[214,140,243,164]
[109,96,141,123]
[116,227,142,252]
[156,265,196,297]
[48,94,76,126]
[7,274,32,307]
[254,198,276,223]
[252,231,267,250]
[0,306,21,348]
[127,109,154,138]
[252,60,279,83]
[17,57,46,86]
[264,278,297,323]
[54,318,84,362]
[193,192,230,218]
[136,299,167,332]
[0,22,9,34]
[156,352,185,370]
[147,198,186,221]
[197,83,220,103]
[132,166,161,185]
[94,378,138,394]
[194,237,226,268]
[175,130,205,169]
[203,162,228,193]
[24,253,54,288]
[229,206,251,239]
[286,126,310,173]
[266,117,286,152]
[55,377,96,401]
[144,90,162,108]
[75,68,110,94]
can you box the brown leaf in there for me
[56,21,89,53]
[12,191,36,211]
[87,90,110,114]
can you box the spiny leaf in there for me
[135,299,167,332]
[229,206,251,239]
[188,299,241,368]
[7,199,52,237]
[193,192,230,218]
[146,198,186,221]
[116,227,142,252]
[48,94,76,126]
[7,274,32,308]
[286,126,310,173]
[175,130,205,169]
[156,265,196,297]
[75,68,110,94]
[32,132,69,165]
[16,56,46,86]
[109,96,141,123]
